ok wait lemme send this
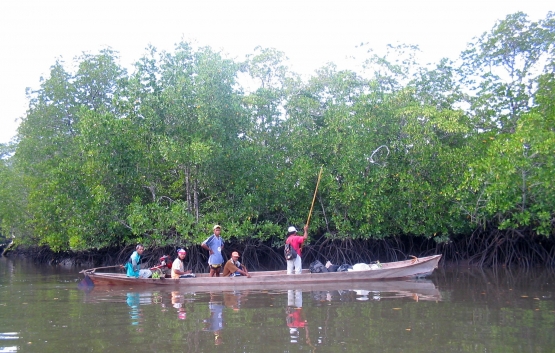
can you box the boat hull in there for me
[81,254,442,290]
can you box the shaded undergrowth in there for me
[4,229,555,270]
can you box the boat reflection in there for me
[0,332,19,353]
[78,278,441,340]
[79,278,441,304]
[308,279,442,303]
[279,279,441,347]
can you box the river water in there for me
[1,257,554,353]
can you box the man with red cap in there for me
[222,251,250,277]
[171,248,193,279]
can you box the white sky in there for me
[0,0,552,144]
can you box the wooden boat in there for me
[80,254,441,290]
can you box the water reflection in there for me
[223,290,248,310]
[0,332,18,353]
[5,256,555,352]
[78,281,442,349]
[354,289,377,300]
[80,279,441,307]
[203,293,224,345]
[76,275,94,292]
[286,290,305,344]
[126,292,149,327]
[306,279,442,304]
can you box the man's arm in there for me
[201,243,213,254]
[239,266,251,278]
[172,261,190,276]
[202,236,214,254]
[174,268,191,276]
[303,224,308,240]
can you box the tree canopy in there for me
[1,12,554,266]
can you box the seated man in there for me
[125,244,152,278]
[171,249,195,279]
[222,251,251,277]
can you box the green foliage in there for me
[0,144,28,245]
[127,199,196,246]
[460,12,555,133]
[457,73,555,236]
[3,12,555,254]
[453,12,555,238]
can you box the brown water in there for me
[1,257,555,353]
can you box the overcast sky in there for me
[0,0,552,144]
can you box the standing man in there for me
[202,225,225,277]
[286,225,308,275]
[125,244,152,278]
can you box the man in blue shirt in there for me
[125,244,152,278]
[201,225,225,277]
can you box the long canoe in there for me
[80,254,441,290]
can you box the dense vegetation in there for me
[1,12,554,267]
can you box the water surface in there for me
[1,257,554,352]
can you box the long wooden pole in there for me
[80,265,123,273]
[306,166,324,227]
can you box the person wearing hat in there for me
[171,248,194,279]
[149,254,173,277]
[286,224,309,274]
[201,225,225,277]
[222,251,251,277]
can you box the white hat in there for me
[287,226,297,233]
